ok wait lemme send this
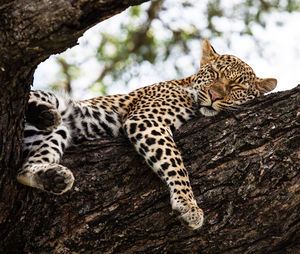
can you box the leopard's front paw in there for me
[26,100,61,131]
[17,164,74,195]
[180,205,204,230]
[171,197,204,230]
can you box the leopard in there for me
[17,40,277,230]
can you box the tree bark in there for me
[1,85,299,253]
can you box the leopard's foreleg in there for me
[124,117,204,230]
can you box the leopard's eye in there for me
[230,83,244,90]
[231,82,249,90]
[234,77,250,89]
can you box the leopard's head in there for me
[194,40,277,116]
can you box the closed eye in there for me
[230,83,249,90]
[230,84,242,90]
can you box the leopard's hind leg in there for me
[18,125,74,194]
[18,91,74,194]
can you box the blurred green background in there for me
[33,0,300,99]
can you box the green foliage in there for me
[51,0,300,96]
[90,81,107,95]
[94,1,163,89]
[51,57,80,94]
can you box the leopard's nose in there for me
[208,90,221,102]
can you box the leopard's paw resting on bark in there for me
[17,163,74,195]
[171,195,204,230]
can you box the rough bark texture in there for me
[1,85,299,253]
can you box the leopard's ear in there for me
[200,40,219,66]
[256,78,277,93]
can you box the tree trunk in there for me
[1,85,299,253]
[0,0,148,252]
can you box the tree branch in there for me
[1,85,299,253]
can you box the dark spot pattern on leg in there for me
[146,138,156,146]
[56,130,67,139]
[138,123,146,131]
[155,148,163,160]
[167,170,176,177]
[129,123,137,134]
[151,130,161,136]
[161,162,170,170]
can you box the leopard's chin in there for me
[200,106,219,117]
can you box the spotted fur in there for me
[18,40,277,229]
